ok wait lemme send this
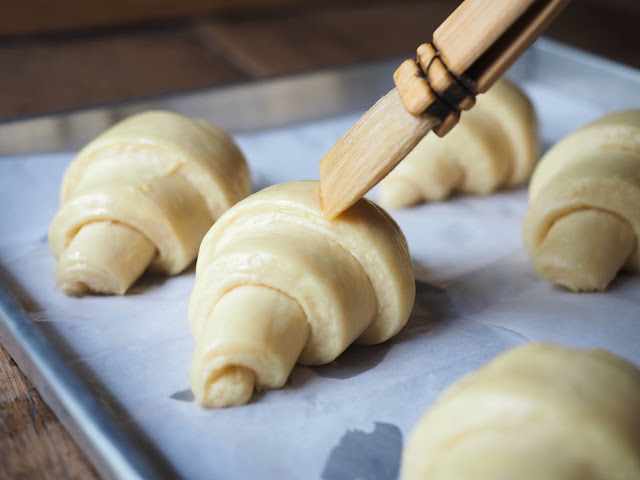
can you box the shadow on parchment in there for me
[322,422,403,480]
[127,263,196,296]
[313,276,453,381]
[169,388,195,402]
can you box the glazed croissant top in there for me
[189,180,415,407]
[523,109,640,291]
[49,110,250,295]
[528,110,640,202]
[378,79,538,209]
[402,343,640,480]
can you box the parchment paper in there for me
[0,80,638,480]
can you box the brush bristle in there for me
[319,88,438,219]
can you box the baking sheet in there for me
[1,40,640,480]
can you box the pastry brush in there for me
[320,0,571,219]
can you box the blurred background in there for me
[0,1,639,479]
[1,0,638,121]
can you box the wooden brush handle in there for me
[434,0,537,79]
[394,0,571,136]
[470,0,572,92]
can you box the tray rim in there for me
[1,37,638,157]
[1,37,639,480]
[0,284,180,480]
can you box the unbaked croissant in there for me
[188,180,415,408]
[378,79,538,208]
[48,111,250,296]
[523,109,640,292]
[402,343,640,480]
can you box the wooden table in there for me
[1,1,638,478]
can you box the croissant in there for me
[188,180,415,408]
[402,343,640,480]
[523,109,640,292]
[48,111,250,296]
[378,79,538,209]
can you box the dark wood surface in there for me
[1,0,639,121]
[0,345,99,479]
[0,0,377,36]
[1,1,639,478]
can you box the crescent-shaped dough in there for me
[189,180,415,407]
[522,109,640,291]
[48,110,250,296]
[378,79,538,208]
[402,343,640,480]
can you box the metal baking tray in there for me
[1,39,639,480]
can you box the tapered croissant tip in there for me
[198,366,256,408]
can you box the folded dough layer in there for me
[402,343,640,480]
[528,110,640,201]
[189,180,415,407]
[193,180,415,345]
[378,79,538,209]
[49,111,250,295]
[523,110,640,291]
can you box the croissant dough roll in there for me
[402,343,640,480]
[523,110,640,292]
[189,180,415,408]
[49,111,250,296]
[378,79,538,209]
